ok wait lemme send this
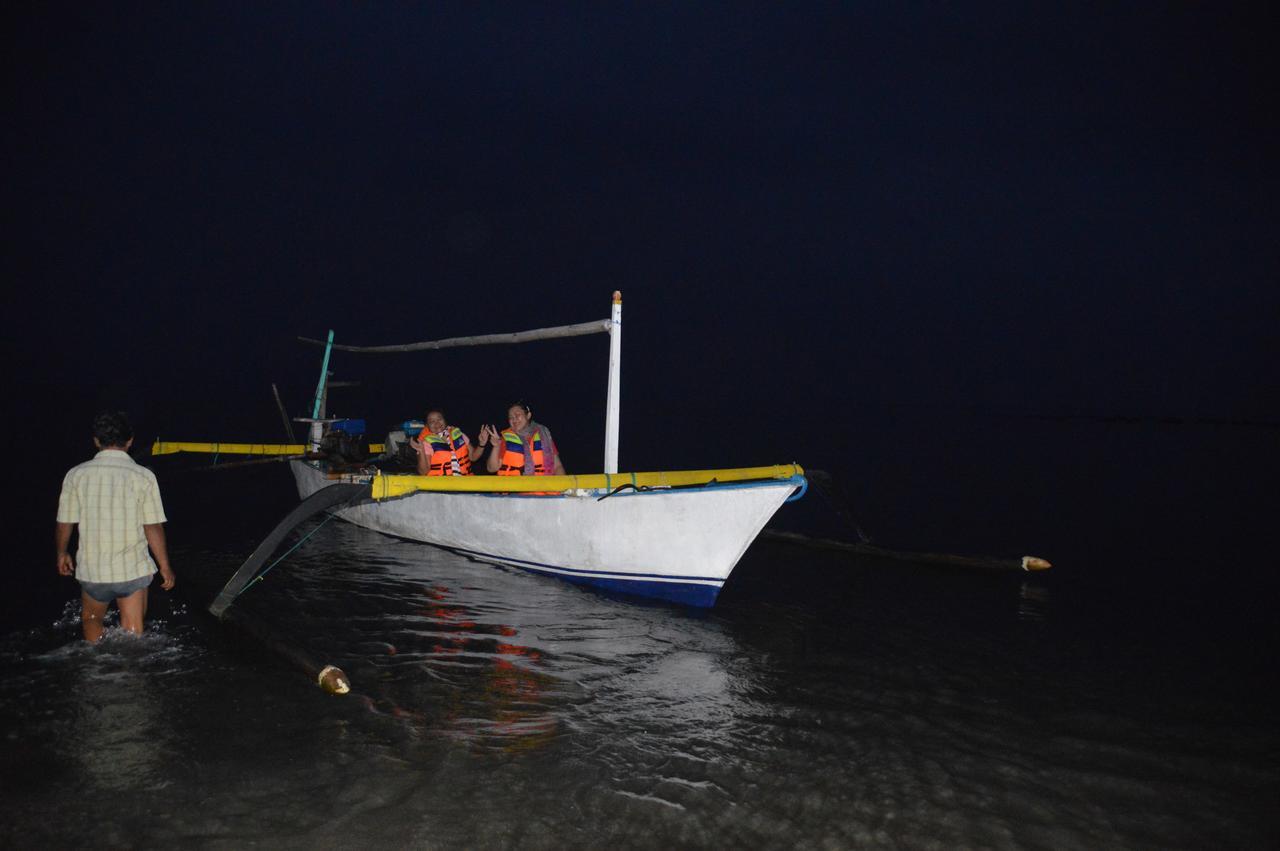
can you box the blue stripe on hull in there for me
[445,545,724,607]
[539,570,722,608]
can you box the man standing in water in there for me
[55,411,176,642]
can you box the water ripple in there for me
[4,517,1274,849]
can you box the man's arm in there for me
[143,524,176,590]
[55,522,76,575]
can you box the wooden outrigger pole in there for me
[298,319,613,353]
[759,530,1051,572]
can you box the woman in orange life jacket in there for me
[480,401,566,476]
[410,410,485,476]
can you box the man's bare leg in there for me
[117,587,148,635]
[80,593,109,643]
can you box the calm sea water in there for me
[4,422,1276,849]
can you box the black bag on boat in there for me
[320,429,369,464]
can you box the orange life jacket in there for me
[420,426,472,476]
[497,429,547,476]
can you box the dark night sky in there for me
[7,4,1277,566]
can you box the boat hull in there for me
[291,461,801,606]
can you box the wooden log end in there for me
[317,664,351,695]
[1021,556,1053,571]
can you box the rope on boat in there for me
[232,512,338,601]
[208,482,372,618]
[806,469,871,543]
[597,482,655,501]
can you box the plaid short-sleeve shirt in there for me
[57,449,167,583]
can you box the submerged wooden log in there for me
[220,605,351,695]
[204,481,371,694]
[760,530,1052,572]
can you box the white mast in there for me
[604,291,622,473]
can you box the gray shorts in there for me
[80,573,153,604]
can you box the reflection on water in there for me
[67,629,175,792]
[267,526,764,766]
[0,601,210,846]
[2,520,1276,849]
[354,580,562,752]
[1017,579,1051,622]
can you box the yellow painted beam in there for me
[151,441,386,456]
[371,464,804,500]
[152,441,307,456]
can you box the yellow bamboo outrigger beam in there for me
[369,463,805,500]
[149,441,801,498]
[151,441,386,456]
[152,441,307,456]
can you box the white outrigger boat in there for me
[292,461,804,608]
[156,293,807,609]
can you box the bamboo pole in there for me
[271,383,294,442]
[298,319,611,353]
[759,530,1052,572]
[181,454,308,473]
[209,482,372,618]
[152,441,309,456]
[220,606,351,695]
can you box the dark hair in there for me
[508,400,532,415]
[93,411,133,447]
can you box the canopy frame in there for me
[300,292,623,473]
